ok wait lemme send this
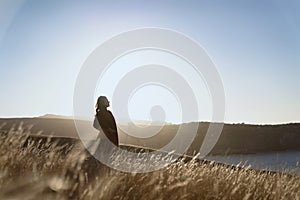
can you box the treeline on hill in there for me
[190,122,300,155]
[0,118,299,155]
[120,122,300,155]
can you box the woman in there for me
[93,96,119,147]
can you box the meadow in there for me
[0,124,299,200]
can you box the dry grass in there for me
[0,124,299,200]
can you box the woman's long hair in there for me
[95,96,109,112]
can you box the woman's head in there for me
[96,96,110,110]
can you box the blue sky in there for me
[0,0,299,124]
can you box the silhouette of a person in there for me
[93,96,119,147]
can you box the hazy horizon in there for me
[1,113,299,126]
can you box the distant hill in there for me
[39,114,75,120]
[0,116,299,155]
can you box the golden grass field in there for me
[0,124,299,200]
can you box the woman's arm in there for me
[108,111,118,133]
[107,111,119,146]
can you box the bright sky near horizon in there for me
[0,0,299,124]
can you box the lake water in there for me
[205,150,300,174]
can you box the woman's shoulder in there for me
[96,110,113,117]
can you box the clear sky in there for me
[0,0,299,124]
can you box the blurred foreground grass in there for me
[0,124,299,200]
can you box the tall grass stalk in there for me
[0,124,299,200]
